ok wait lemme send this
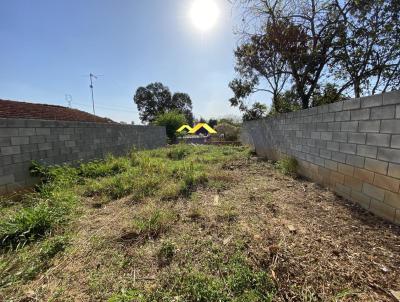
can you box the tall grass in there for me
[0,144,250,290]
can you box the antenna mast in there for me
[89,73,98,115]
[65,94,72,108]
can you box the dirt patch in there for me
[9,158,400,301]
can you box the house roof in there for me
[176,125,193,132]
[188,123,217,134]
[0,99,114,123]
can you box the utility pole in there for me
[89,73,97,115]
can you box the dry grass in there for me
[1,147,399,301]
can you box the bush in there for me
[154,110,187,143]
[214,123,240,141]
[275,157,298,176]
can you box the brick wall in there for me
[0,118,166,194]
[241,91,400,224]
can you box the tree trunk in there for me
[301,95,309,109]
[354,80,361,98]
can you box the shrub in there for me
[275,157,298,176]
[154,110,187,143]
[214,123,240,141]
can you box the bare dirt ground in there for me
[16,158,400,301]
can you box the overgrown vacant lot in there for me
[1,145,399,302]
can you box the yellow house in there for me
[176,125,193,133]
[188,123,217,135]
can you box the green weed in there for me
[157,241,176,267]
[131,203,177,239]
[79,155,129,178]
[275,156,298,176]
[109,251,275,302]
[167,144,191,160]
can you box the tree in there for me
[230,23,289,113]
[231,0,343,110]
[331,0,400,97]
[311,83,346,107]
[268,89,302,116]
[242,102,268,121]
[231,0,400,113]
[154,110,187,143]
[133,82,194,124]
[208,119,218,128]
[171,93,194,126]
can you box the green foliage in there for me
[30,161,79,186]
[242,102,268,121]
[133,82,194,124]
[154,110,187,143]
[79,156,129,178]
[275,157,298,177]
[269,90,302,116]
[311,83,346,107]
[0,202,55,248]
[1,162,78,249]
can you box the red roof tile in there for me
[0,99,114,123]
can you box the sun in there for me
[190,0,219,32]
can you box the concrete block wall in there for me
[0,118,166,194]
[241,91,400,224]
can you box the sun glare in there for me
[190,0,219,32]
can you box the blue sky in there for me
[0,0,258,124]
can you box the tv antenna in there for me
[65,94,72,108]
[88,73,103,115]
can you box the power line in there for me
[73,101,137,113]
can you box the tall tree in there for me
[230,23,289,113]
[231,0,342,110]
[133,82,194,124]
[171,93,194,126]
[331,0,400,97]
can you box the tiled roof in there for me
[0,99,114,123]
